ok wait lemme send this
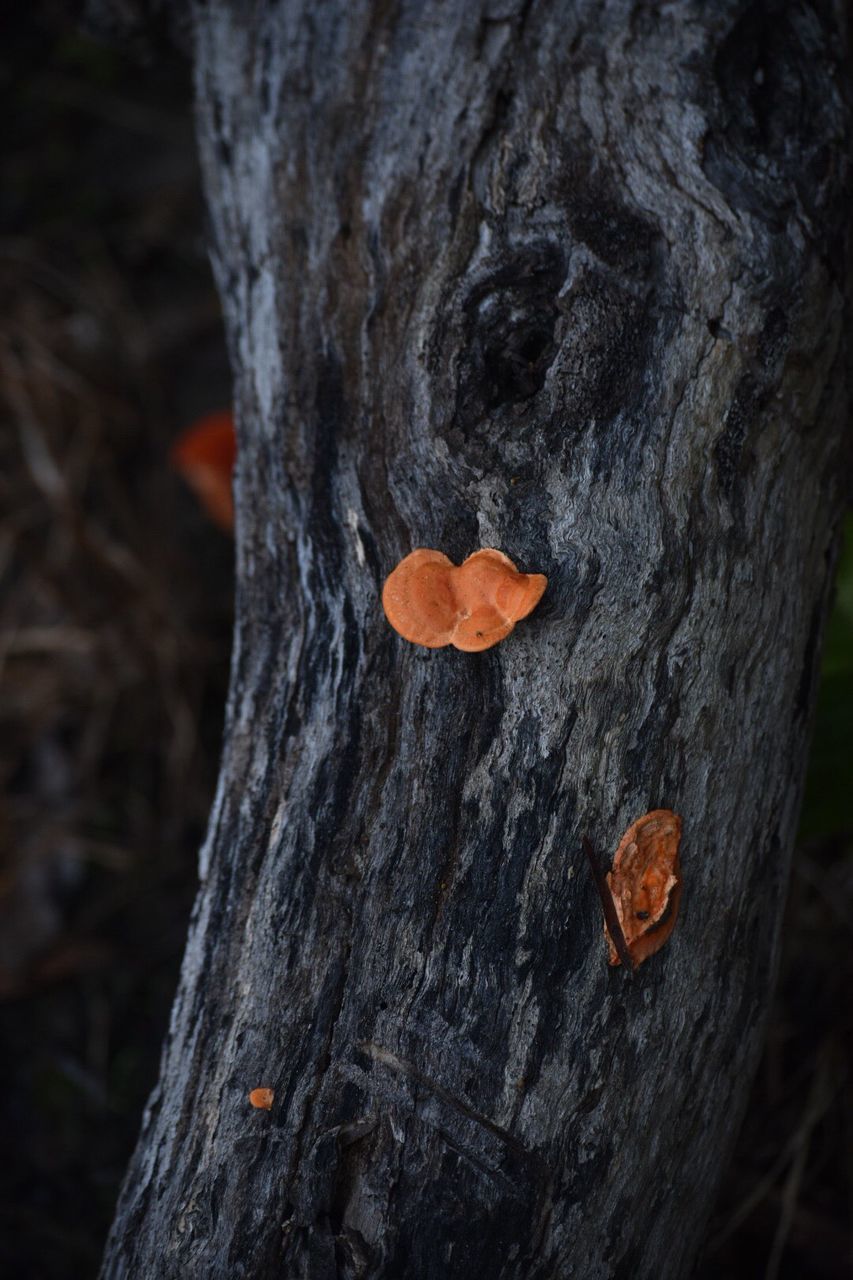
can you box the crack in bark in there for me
[359,1041,550,1172]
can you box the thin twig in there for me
[765,1046,837,1280]
[582,834,635,974]
[705,1044,840,1258]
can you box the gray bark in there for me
[102,2,850,1277]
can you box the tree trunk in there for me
[102,2,850,1276]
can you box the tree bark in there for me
[102,2,850,1276]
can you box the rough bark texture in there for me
[102,2,850,1277]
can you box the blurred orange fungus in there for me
[170,409,236,531]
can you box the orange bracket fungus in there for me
[170,408,236,532]
[585,810,683,970]
[381,548,547,652]
[248,1087,274,1110]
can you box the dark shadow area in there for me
[0,8,232,1276]
[696,521,853,1280]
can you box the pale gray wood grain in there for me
[101,2,850,1276]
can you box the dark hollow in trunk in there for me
[102,3,850,1276]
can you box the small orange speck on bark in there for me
[248,1087,274,1110]
[382,548,547,651]
[604,809,682,967]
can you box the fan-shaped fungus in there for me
[382,548,547,651]
[248,1087,275,1110]
[170,408,236,532]
[604,809,682,967]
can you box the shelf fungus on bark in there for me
[248,1087,274,1110]
[382,548,547,652]
[603,809,683,968]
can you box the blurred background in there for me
[1,7,850,1278]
